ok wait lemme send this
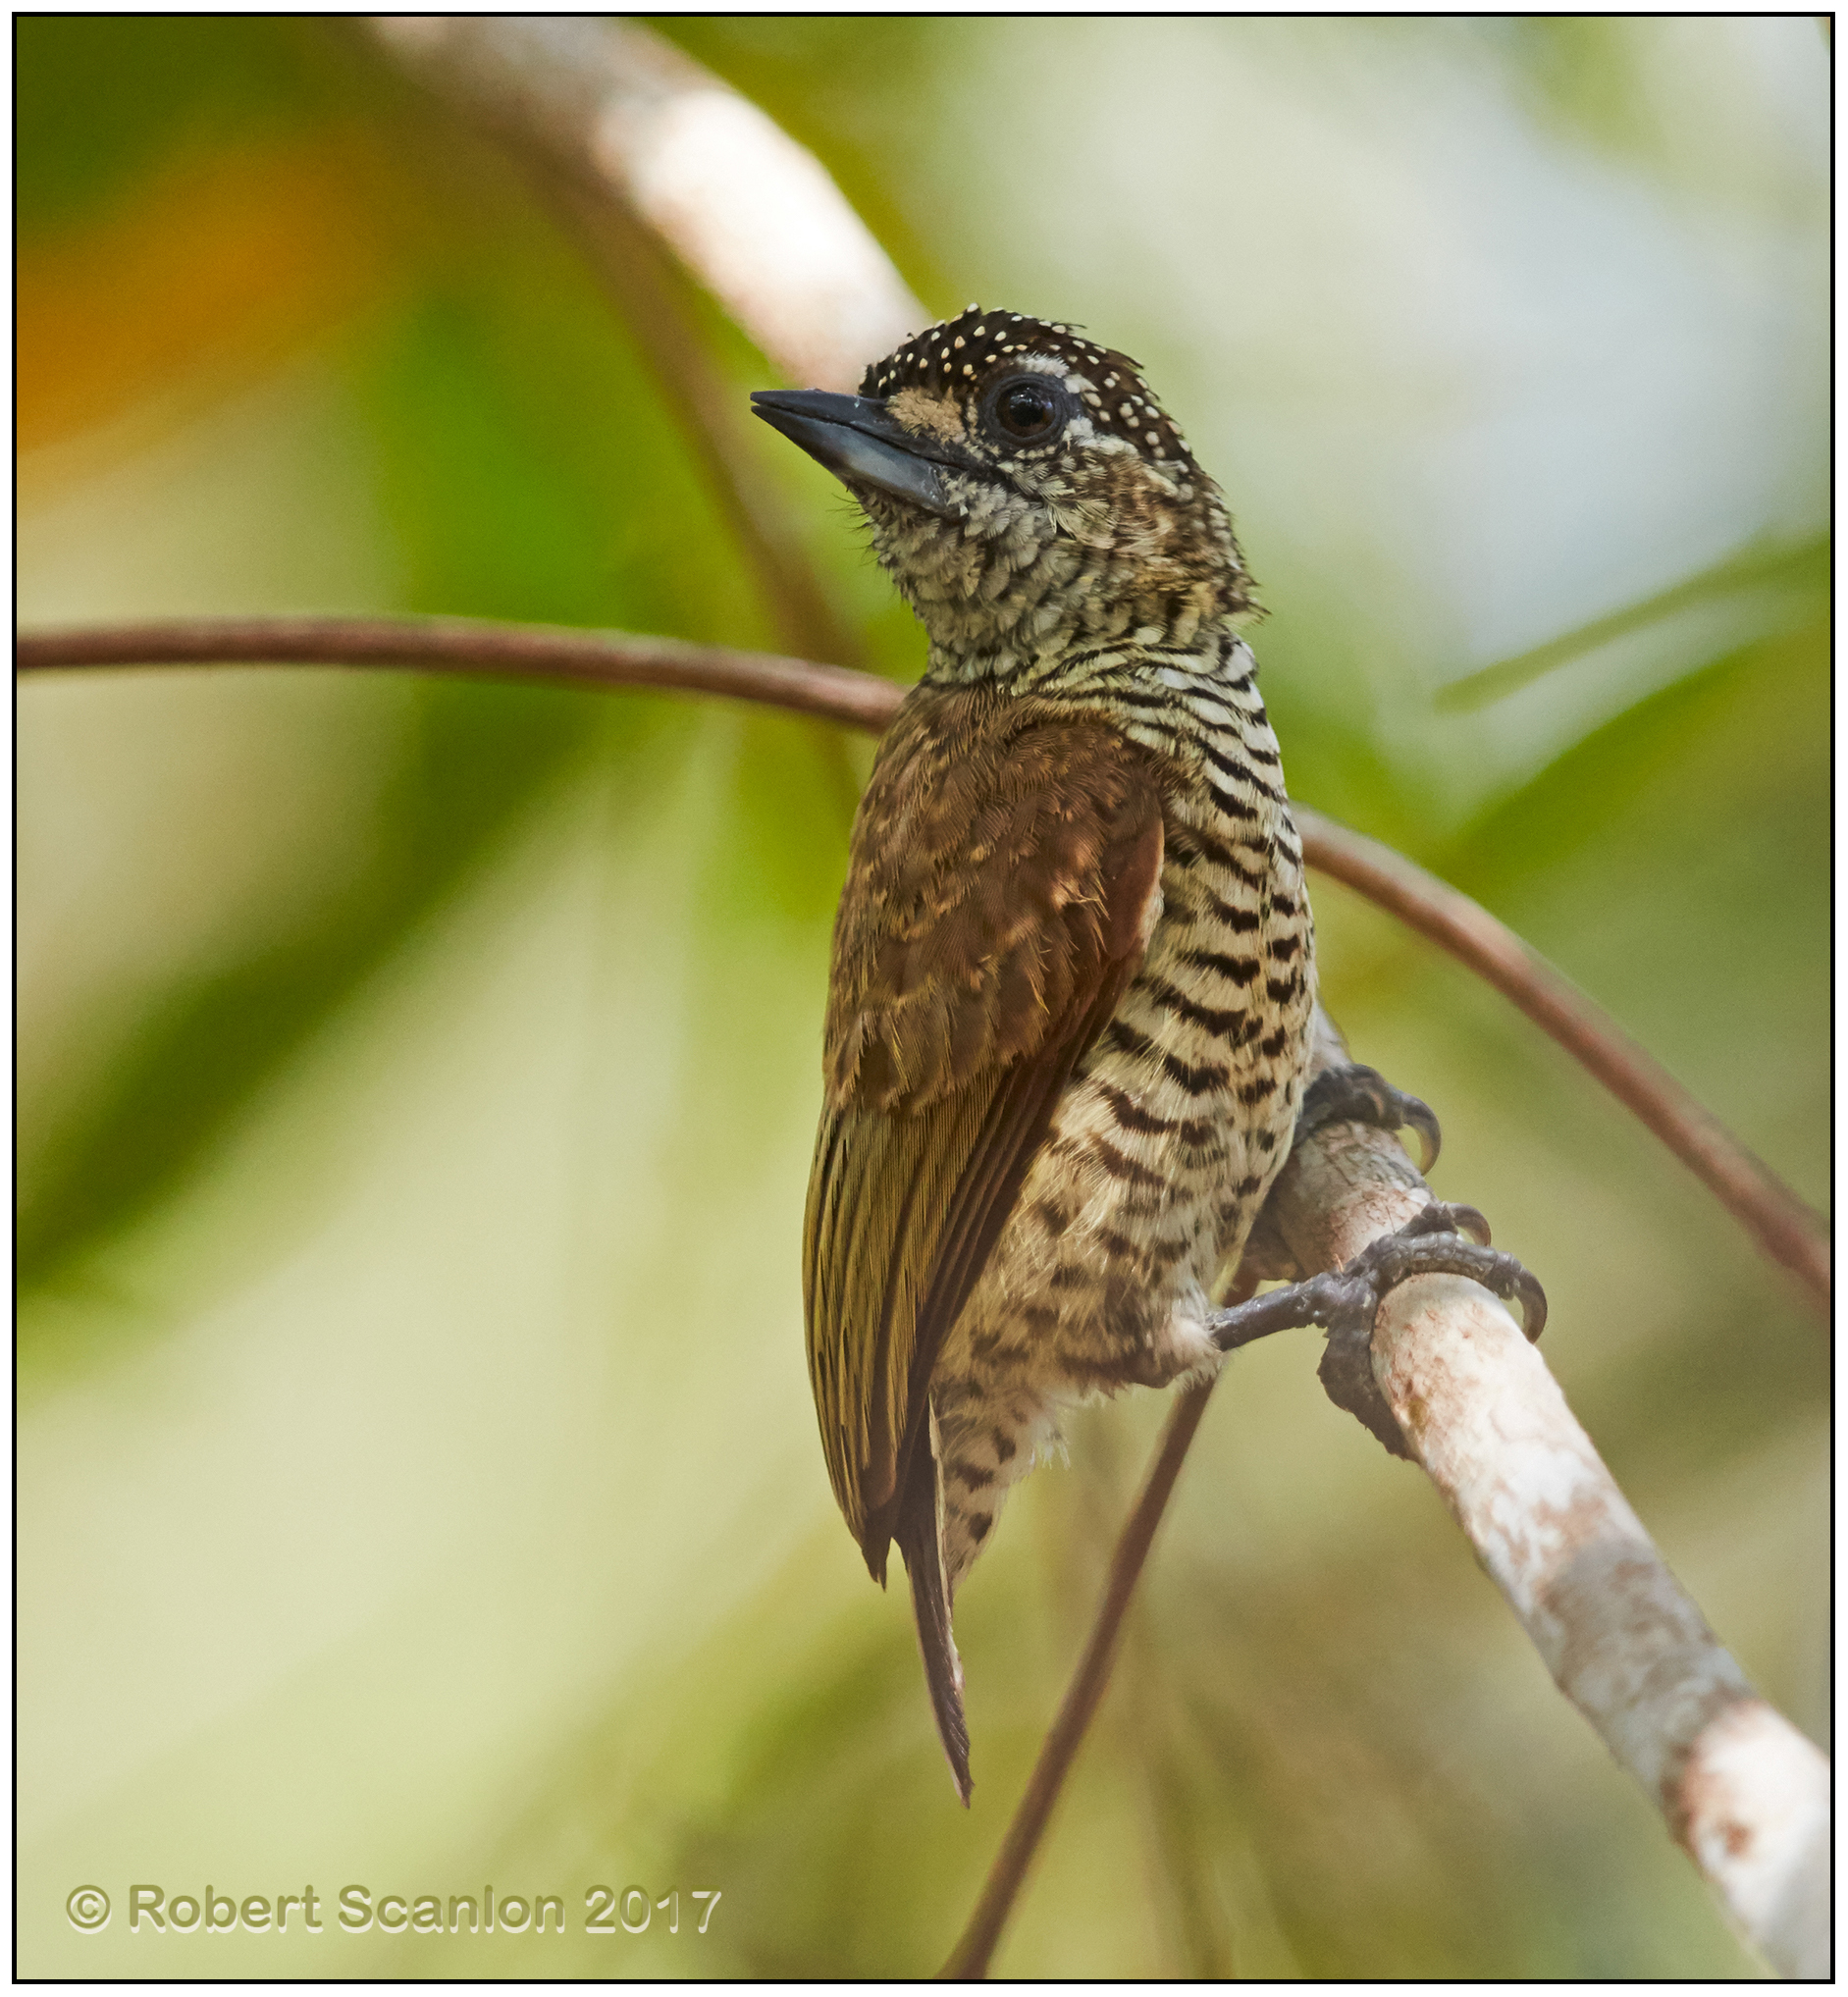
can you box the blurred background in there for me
[18,17,1827,1977]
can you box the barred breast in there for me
[931,632,1315,1590]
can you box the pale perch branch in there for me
[1263,1110,1829,1981]
[947,1007,1826,1977]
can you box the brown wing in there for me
[803,687,1168,1581]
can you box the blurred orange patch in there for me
[18,133,396,458]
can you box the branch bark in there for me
[1262,1105,1829,1980]
[948,1005,1827,1978]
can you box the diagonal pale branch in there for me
[371,14,896,676]
[1253,1104,1827,1981]
[17,615,1827,1326]
[366,16,923,395]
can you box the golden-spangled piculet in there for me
[753,306,1541,1803]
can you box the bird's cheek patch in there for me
[887,387,969,447]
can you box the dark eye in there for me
[985,375,1066,444]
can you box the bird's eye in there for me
[985,375,1066,445]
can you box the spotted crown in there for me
[861,304,1195,469]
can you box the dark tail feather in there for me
[897,1441,972,1805]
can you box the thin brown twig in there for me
[13,614,904,732]
[1294,807,1830,1314]
[18,615,1826,1325]
[938,1374,1220,1981]
[934,1049,1336,1984]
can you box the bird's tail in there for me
[896,1422,972,1805]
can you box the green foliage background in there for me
[18,18,1827,1977]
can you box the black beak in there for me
[750,390,957,517]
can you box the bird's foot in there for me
[1209,1202,1547,1459]
[1241,1063,1440,1285]
[1294,1060,1442,1174]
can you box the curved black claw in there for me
[1345,1218,1546,1343]
[1295,1062,1443,1175]
[1399,1199,1492,1250]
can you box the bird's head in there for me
[753,307,1251,670]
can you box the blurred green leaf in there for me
[1434,531,1828,711]
[1445,608,1828,1170]
[17,679,599,1303]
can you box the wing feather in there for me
[803,687,1169,1579]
